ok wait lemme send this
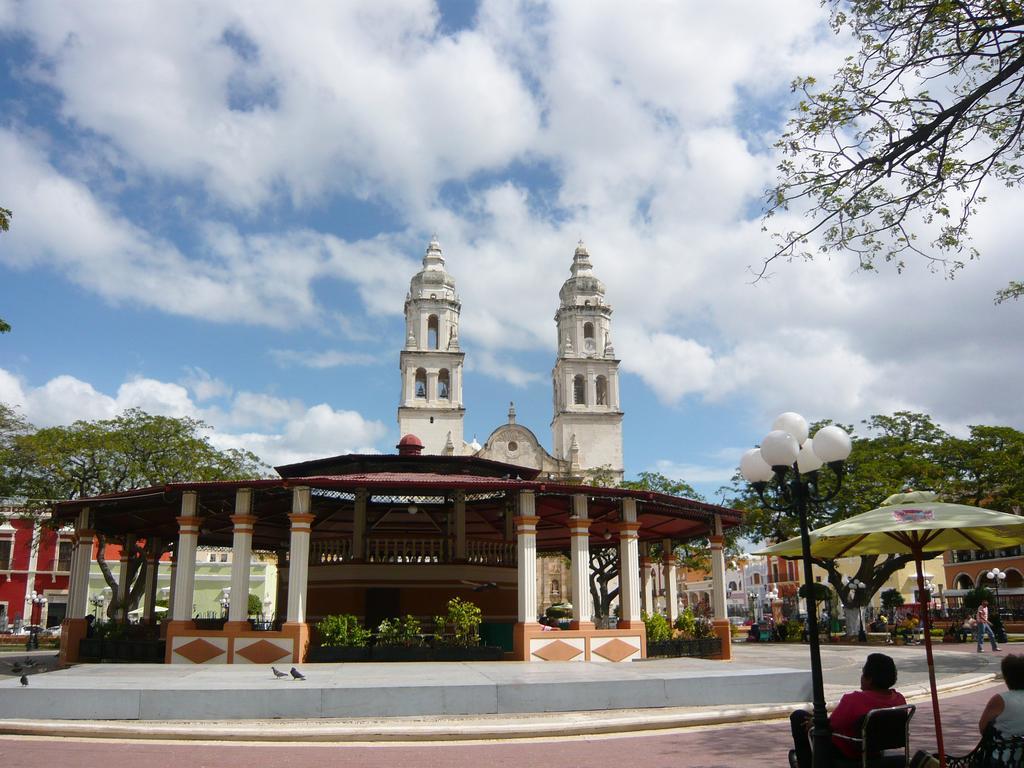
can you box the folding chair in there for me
[831,704,917,768]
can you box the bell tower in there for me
[397,236,465,453]
[550,242,624,481]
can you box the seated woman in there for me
[980,654,1024,738]
[789,653,906,768]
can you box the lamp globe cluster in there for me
[740,412,852,484]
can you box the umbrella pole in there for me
[916,553,947,768]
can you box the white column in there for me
[116,534,136,621]
[67,508,93,619]
[353,490,367,560]
[662,537,679,623]
[171,491,199,622]
[515,491,539,623]
[454,490,466,561]
[167,546,178,619]
[641,546,654,615]
[569,494,593,627]
[143,538,160,623]
[286,486,313,624]
[710,515,728,620]
[618,498,641,626]
[427,371,438,402]
[228,488,255,624]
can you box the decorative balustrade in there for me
[466,540,516,566]
[367,538,444,563]
[308,537,516,566]
[310,538,352,565]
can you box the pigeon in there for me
[461,579,498,592]
[271,666,288,679]
[290,667,305,680]
[19,675,27,687]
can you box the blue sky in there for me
[1,1,1023,501]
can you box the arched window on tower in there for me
[427,315,439,349]
[583,322,595,355]
[438,369,450,400]
[573,374,586,405]
[596,375,608,405]
[415,368,427,398]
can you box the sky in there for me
[1,1,1022,502]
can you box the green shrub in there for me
[434,597,482,647]
[880,588,905,613]
[784,620,804,641]
[674,608,697,637]
[545,602,573,619]
[642,611,671,643]
[247,593,263,616]
[377,615,423,647]
[316,614,371,647]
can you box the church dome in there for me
[396,434,425,456]
[558,241,606,308]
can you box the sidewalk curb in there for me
[0,673,998,743]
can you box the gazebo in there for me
[53,436,742,665]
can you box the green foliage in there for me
[642,611,671,643]
[316,614,371,648]
[0,206,9,232]
[764,0,1024,302]
[798,582,832,602]
[784,620,804,642]
[963,586,996,615]
[247,593,263,616]
[376,615,423,647]
[673,608,697,637]
[433,597,482,647]
[545,602,573,619]
[15,408,268,501]
[0,404,35,503]
[880,589,905,613]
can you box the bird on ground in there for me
[290,667,305,680]
[19,675,28,687]
[271,666,288,679]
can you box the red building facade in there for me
[0,511,73,630]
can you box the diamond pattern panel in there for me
[532,639,583,661]
[175,638,226,664]
[592,638,638,662]
[235,639,292,664]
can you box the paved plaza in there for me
[0,641,1004,744]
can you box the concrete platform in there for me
[0,656,811,721]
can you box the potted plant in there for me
[432,598,502,660]
[372,615,430,661]
[309,614,371,662]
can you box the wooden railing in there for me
[466,540,516,566]
[308,537,516,566]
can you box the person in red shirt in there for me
[789,653,906,767]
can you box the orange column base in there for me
[58,618,88,666]
[712,619,733,661]
[282,622,310,663]
[512,621,538,661]
[569,620,595,630]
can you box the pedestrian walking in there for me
[976,600,999,653]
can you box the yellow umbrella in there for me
[759,491,1024,767]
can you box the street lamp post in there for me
[986,568,1007,641]
[740,412,852,768]
[218,595,230,618]
[845,578,867,641]
[748,591,758,623]
[27,591,47,650]
[90,593,106,624]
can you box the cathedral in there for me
[397,237,625,483]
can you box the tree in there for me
[939,425,1024,510]
[764,1,1024,303]
[589,546,620,622]
[0,404,35,504]
[735,412,949,615]
[13,407,268,618]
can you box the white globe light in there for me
[771,412,809,446]
[760,430,800,467]
[740,448,774,483]
[812,425,852,463]
[797,440,824,474]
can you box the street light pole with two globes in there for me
[740,412,853,768]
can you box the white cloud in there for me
[271,349,381,370]
[0,367,388,467]
[182,368,233,402]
